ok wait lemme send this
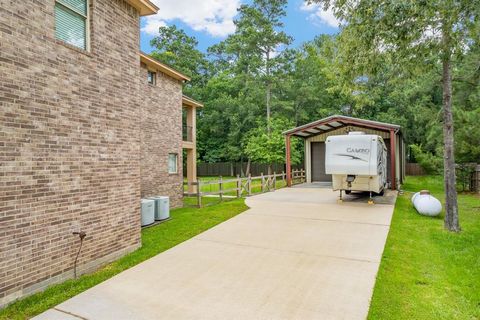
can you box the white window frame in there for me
[168,153,178,174]
[55,0,91,51]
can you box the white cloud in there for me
[300,3,341,28]
[142,0,240,38]
[141,18,167,35]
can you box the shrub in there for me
[410,144,443,174]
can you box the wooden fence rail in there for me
[473,165,480,193]
[184,169,306,207]
[193,162,304,177]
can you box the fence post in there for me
[236,174,241,198]
[248,173,252,196]
[219,175,223,202]
[273,172,276,191]
[476,165,480,193]
[197,180,202,208]
[261,173,264,193]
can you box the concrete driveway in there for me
[35,187,396,320]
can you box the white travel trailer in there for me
[325,132,388,202]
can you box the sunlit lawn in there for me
[368,176,480,319]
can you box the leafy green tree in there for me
[198,0,293,166]
[196,73,263,165]
[282,35,350,124]
[309,0,479,231]
[410,145,443,174]
[150,25,210,94]
[454,108,480,163]
[244,118,302,173]
[232,0,292,133]
[453,34,480,163]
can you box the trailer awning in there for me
[283,115,401,138]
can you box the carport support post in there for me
[390,130,396,190]
[286,134,292,187]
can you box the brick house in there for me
[0,0,201,307]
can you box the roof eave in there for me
[182,95,204,108]
[140,53,191,82]
[283,115,402,137]
[126,0,159,16]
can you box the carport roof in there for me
[283,115,401,138]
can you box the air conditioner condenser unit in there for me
[141,199,155,226]
[148,196,170,221]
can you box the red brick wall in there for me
[140,65,184,208]
[0,0,143,306]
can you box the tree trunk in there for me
[266,82,271,132]
[245,158,251,177]
[266,50,271,134]
[240,158,245,177]
[441,27,460,232]
[294,101,299,126]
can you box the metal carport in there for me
[284,115,405,190]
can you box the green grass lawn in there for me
[0,198,248,320]
[368,176,480,319]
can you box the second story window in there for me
[55,0,89,50]
[147,70,156,85]
[168,154,178,174]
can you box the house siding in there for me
[140,64,183,208]
[0,0,143,307]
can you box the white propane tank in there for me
[411,190,442,217]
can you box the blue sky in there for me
[140,0,339,54]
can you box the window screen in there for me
[55,0,88,50]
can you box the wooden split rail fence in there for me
[184,169,306,207]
